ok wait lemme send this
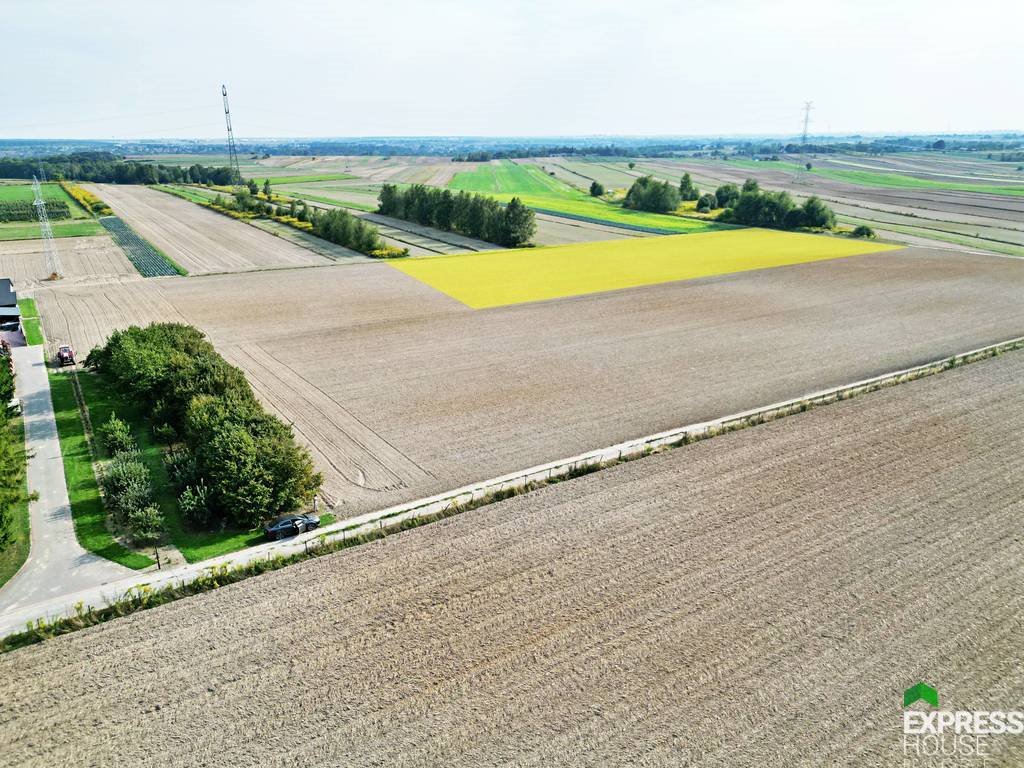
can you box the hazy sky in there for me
[4,0,1021,139]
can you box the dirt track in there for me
[1,350,1021,767]
[88,184,332,274]
[32,246,1024,514]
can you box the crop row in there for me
[98,217,184,277]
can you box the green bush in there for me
[127,504,164,546]
[0,364,13,407]
[696,193,717,213]
[851,224,876,238]
[589,180,605,197]
[714,183,740,208]
[178,481,211,528]
[100,455,153,528]
[99,413,135,456]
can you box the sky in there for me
[3,0,1022,140]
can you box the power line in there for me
[801,101,813,148]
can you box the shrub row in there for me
[0,355,25,550]
[97,414,164,546]
[86,324,322,530]
[0,199,71,222]
[59,182,113,216]
[377,184,536,247]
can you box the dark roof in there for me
[0,278,15,308]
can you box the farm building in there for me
[0,278,19,332]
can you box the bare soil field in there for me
[2,350,1021,767]
[531,211,652,245]
[33,246,1024,515]
[0,236,139,289]
[87,184,332,274]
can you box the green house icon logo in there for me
[904,682,939,708]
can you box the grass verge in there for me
[47,370,153,570]
[0,414,29,590]
[17,300,44,346]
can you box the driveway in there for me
[0,346,132,615]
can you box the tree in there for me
[0,364,13,406]
[715,184,740,209]
[932,139,946,150]
[695,193,717,213]
[805,162,813,171]
[624,176,679,213]
[679,173,700,201]
[851,224,876,238]
[500,197,536,247]
[262,179,272,198]
[800,196,835,229]
[246,179,259,195]
[628,162,636,170]
[589,180,605,197]
[742,178,759,194]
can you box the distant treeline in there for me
[378,184,536,247]
[0,199,70,222]
[0,152,234,185]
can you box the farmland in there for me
[88,183,333,274]
[31,243,1024,518]
[393,228,898,308]
[0,236,137,288]
[1,348,1021,766]
[448,160,722,233]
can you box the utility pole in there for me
[32,173,61,279]
[221,84,243,187]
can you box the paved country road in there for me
[0,346,132,616]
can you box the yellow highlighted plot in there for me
[390,228,900,309]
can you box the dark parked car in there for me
[263,513,321,540]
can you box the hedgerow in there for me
[86,324,321,529]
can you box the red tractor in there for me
[56,345,75,367]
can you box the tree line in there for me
[717,179,835,229]
[378,184,536,247]
[0,354,27,553]
[210,190,397,256]
[0,152,234,186]
[86,324,322,531]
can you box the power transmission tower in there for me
[221,84,243,187]
[32,175,62,279]
[794,101,814,183]
[801,101,813,148]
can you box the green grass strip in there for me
[16,298,38,319]
[20,319,44,347]
[47,370,153,570]
[0,414,30,591]
[258,173,357,185]
[0,219,105,242]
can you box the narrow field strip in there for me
[99,217,183,277]
[392,228,900,308]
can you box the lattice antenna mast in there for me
[32,174,62,279]
[222,84,243,187]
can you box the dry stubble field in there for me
[87,184,333,274]
[33,245,1024,515]
[0,235,139,289]
[1,350,1021,767]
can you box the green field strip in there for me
[48,371,154,570]
[0,219,105,242]
[257,173,358,185]
[0,414,29,591]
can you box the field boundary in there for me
[3,334,1023,647]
